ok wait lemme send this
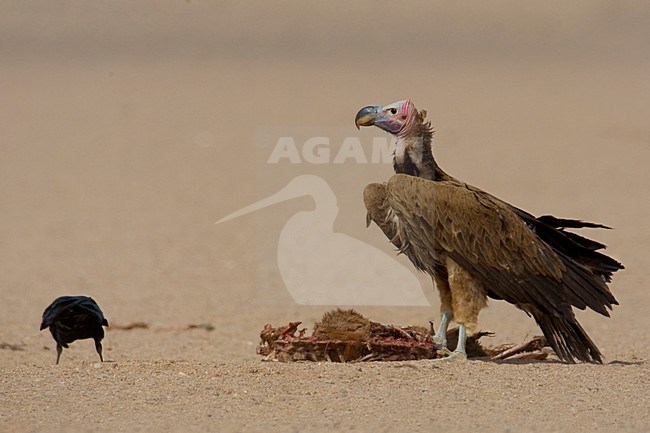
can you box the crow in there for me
[40,296,109,364]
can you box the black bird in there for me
[40,296,109,364]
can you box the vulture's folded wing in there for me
[386,174,617,316]
[385,174,619,363]
[363,182,400,248]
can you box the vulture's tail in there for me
[534,311,603,363]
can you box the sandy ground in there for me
[1,2,649,432]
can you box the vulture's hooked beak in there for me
[355,106,380,129]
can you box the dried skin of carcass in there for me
[257,309,549,363]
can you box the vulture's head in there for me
[355,99,422,137]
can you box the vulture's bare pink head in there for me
[355,100,418,137]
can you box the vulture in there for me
[355,100,623,363]
[40,296,109,364]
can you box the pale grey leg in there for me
[454,323,467,356]
[433,309,452,350]
[434,323,468,362]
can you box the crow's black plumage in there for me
[40,296,109,364]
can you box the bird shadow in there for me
[471,356,565,365]
[0,342,26,351]
[471,357,645,366]
[606,359,645,366]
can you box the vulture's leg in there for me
[55,344,63,365]
[433,275,453,353]
[434,310,452,349]
[454,324,467,356]
[94,339,104,362]
[444,258,488,360]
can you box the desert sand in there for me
[1,2,649,432]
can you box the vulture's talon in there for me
[434,350,468,363]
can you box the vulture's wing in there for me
[385,174,617,362]
[363,182,400,248]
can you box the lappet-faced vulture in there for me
[356,100,623,363]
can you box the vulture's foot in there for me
[436,345,453,357]
[436,350,468,362]
[433,334,449,353]
[442,323,468,362]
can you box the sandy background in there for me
[1,1,649,432]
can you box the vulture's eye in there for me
[389,108,398,115]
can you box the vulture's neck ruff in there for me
[394,108,451,182]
